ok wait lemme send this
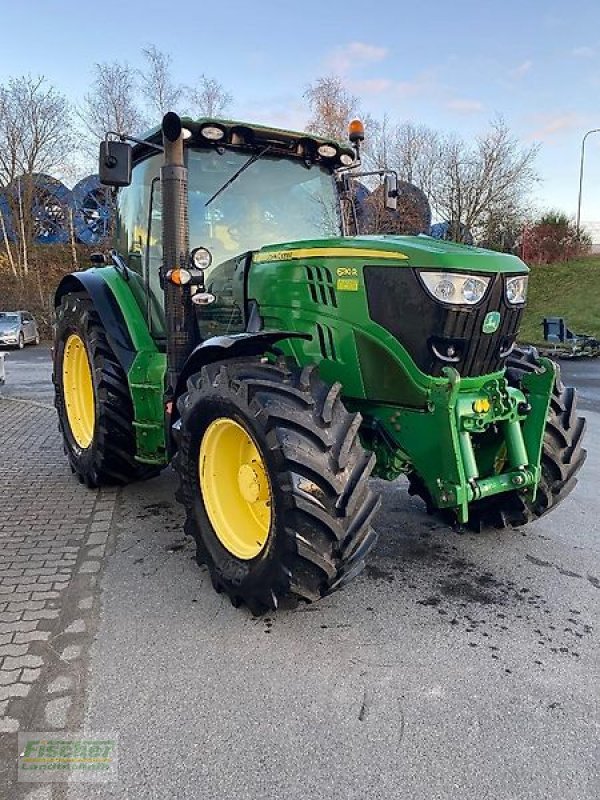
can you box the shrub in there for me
[522,210,591,264]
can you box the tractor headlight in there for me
[506,274,528,305]
[419,271,491,306]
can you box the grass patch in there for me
[520,256,600,345]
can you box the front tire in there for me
[53,291,159,487]
[174,358,380,614]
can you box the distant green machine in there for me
[53,113,586,613]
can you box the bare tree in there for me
[0,75,75,275]
[0,87,21,187]
[186,75,232,118]
[139,45,183,118]
[304,76,359,141]
[0,75,73,186]
[81,61,145,142]
[367,118,441,200]
[366,115,538,243]
[433,118,539,240]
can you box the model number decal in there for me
[337,278,359,292]
[337,267,358,277]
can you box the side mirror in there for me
[99,140,132,187]
[384,173,398,211]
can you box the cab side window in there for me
[115,153,161,278]
[115,153,164,337]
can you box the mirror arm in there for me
[105,131,164,153]
[340,168,399,181]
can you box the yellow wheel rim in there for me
[199,418,272,560]
[62,333,95,449]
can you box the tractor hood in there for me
[253,235,528,275]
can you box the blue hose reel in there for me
[1,174,112,245]
[72,175,112,245]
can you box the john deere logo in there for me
[482,311,501,334]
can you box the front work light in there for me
[317,143,338,159]
[200,125,225,141]
[506,275,528,305]
[419,271,491,306]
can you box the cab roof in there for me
[133,117,355,168]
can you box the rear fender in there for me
[54,270,138,373]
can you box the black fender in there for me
[173,331,311,404]
[54,271,137,373]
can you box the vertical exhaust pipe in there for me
[160,112,196,396]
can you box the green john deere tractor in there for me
[53,112,586,614]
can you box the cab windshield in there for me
[116,146,342,335]
[187,148,341,271]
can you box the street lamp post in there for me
[576,128,600,236]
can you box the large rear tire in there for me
[174,358,380,614]
[53,291,160,487]
[408,346,587,531]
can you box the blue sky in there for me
[3,0,600,222]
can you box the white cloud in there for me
[445,98,484,114]
[572,45,596,58]
[509,60,533,79]
[529,112,582,140]
[390,70,438,99]
[352,70,436,101]
[352,78,393,95]
[326,42,388,75]
[237,96,308,132]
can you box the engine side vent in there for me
[316,323,337,361]
[305,265,337,307]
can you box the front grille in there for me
[364,267,524,378]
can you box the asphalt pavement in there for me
[0,345,598,800]
[0,344,54,406]
[557,357,600,413]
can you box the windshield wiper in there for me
[204,145,272,207]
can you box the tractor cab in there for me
[109,119,357,336]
